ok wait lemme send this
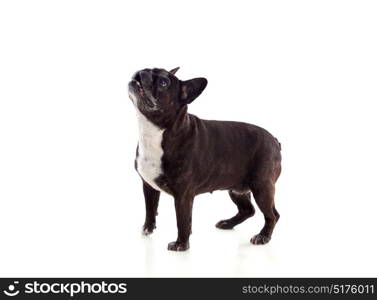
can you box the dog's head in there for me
[128,67,207,124]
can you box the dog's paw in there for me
[167,241,190,251]
[142,223,156,236]
[215,220,234,230]
[250,234,271,245]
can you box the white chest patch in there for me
[135,108,165,192]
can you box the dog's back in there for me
[162,114,281,195]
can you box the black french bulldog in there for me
[128,67,282,251]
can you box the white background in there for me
[1,0,376,277]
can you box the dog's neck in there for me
[138,105,191,134]
[168,106,192,134]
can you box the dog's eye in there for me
[159,78,169,88]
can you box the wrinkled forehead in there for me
[134,68,179,85]
[139,68,171,78]
[149,68,170,77]
[152,68,166,74]
[146,68,179,85]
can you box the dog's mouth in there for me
[130,78,159,111]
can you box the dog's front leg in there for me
[142,181,160,235]
[168,192,194,251]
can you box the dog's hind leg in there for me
[273,205,280,222]
[250,180,278,244]
[216,191,255,230]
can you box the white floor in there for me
[1,158,376,277]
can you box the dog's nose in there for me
[139,70,153,85]
[132,71,141,82]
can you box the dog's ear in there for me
[169,67,180,75]
[180,78,208,104]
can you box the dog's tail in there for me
[274,137,281,151]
